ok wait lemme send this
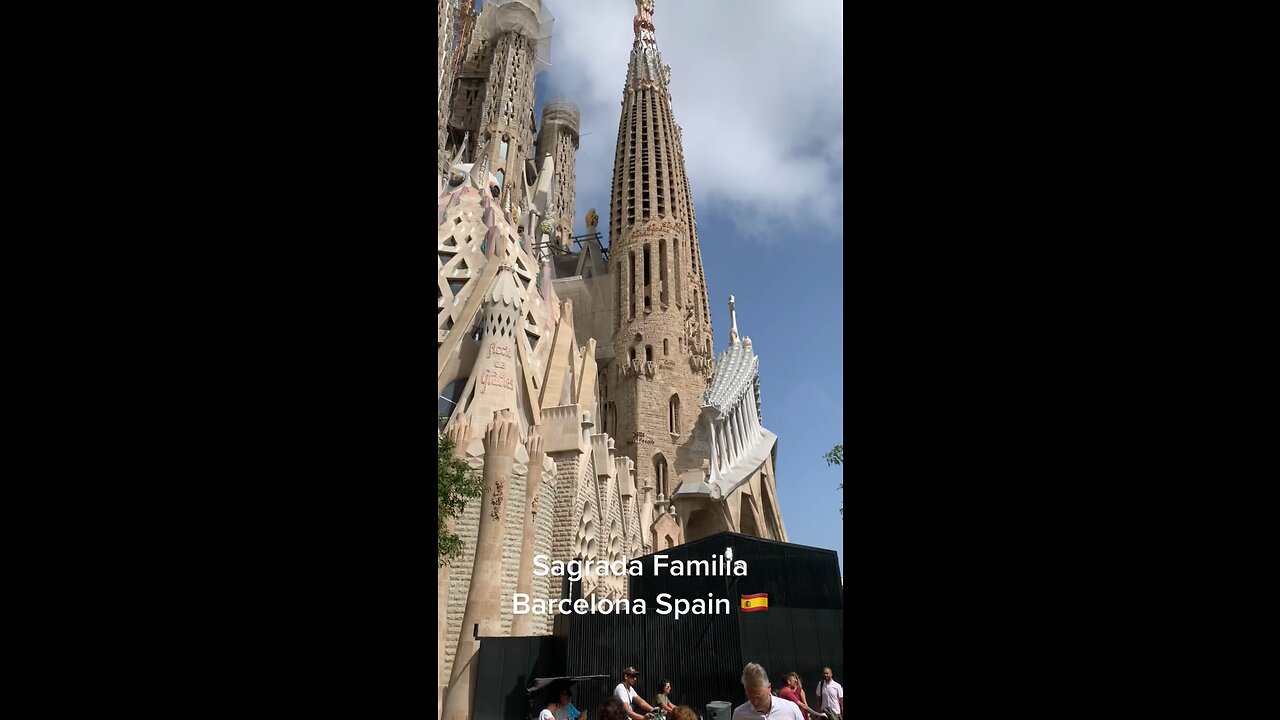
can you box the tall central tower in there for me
[605,0,716,512]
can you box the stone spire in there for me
[461,0,554,211]
[606,0,715,512]
[728,295,739,345]
[608,0,711,338]
[535,99,581,251]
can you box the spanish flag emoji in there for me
[740,593,768,612]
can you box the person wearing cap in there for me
[613,666,656,720]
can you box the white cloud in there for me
[536,0,844,243]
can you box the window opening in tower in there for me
[629,252,637,319]
[659,239,668,305]
[615,269,623,329]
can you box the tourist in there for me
[595,697,630,720]
[614,666,657,720]
[553,687,585,720]
[777,672,818,717]
[539,688,566,720]
[733,663,803,719]
[813,667,844,720]
[653,678,676,712]
[793,673,813,716]
[667,707,698,720]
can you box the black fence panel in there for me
[474,635,565,720]
[551,532,842,715]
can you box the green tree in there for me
[439,427,484,566]
[824,443,843,517]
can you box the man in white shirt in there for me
[613,666,655,720]
[732,662,804,719]
[813,667,844,720]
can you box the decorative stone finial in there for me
[728,295,739,345]
[482,408,520,455]
[446,414,473,460]
[526,424,544,456]
[450,131,469,167]
[633,0,655,41]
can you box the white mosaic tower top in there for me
[682,296,776,498]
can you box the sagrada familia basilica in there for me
[438,1,789,716]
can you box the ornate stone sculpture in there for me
[689,355,714,379]
[618,358,659,380]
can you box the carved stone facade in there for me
[437,114,651,719]
[438,4,791,718]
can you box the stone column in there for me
[511,425,547,636]
[438,416,471,720]
[638,474,654,552]
[730,415,740,461]
[442,409,520,720]
[706,415,718,479]
[716,423,726,470]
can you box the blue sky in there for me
[530,0,844,574]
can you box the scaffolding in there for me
[531,231,608,264]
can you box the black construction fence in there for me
[473,635,565,720]
[472,532,843,719]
